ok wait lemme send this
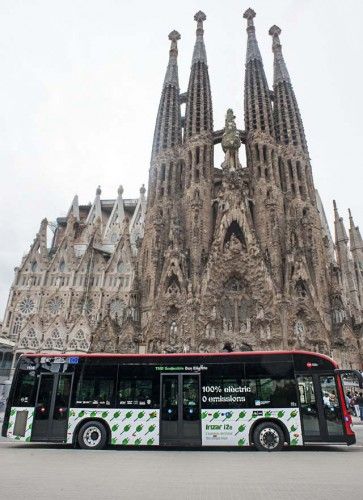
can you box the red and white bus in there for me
[2,350,361,451]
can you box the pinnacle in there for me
[243,8,256,20]
[194,11,206,22]
[118,185,124,196]
[169,30,181,42]
[96,185,102,196]
[269,25,281,37]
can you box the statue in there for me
[221,109,242,172]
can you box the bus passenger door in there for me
[160,374,201,446]
[296,374,344,443]
[32,373,73,442]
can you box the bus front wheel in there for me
[78,421,107,450]
[253,422,284,452]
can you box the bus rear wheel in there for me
[253,422,284,452]
[78,421,107,450]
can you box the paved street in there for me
[1,417,363,500]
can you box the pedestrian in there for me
[356,392,363,421]
[353,392,360,418]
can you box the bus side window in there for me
[75,364,117,407]
[117,365,159,408]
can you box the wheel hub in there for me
[259,427,279,450]
[84,426,102,448]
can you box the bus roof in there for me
[20,350,338,367]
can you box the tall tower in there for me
[334,202,362,324]
[183,11,214,283]
[348,209,363,310]
[139,31,183,317]
[243,9,284,289]
[269,23,331,321]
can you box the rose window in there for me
[110,299,124,319]
[19,297,35,315]
[47,297,64,315]
[77,299,93,315]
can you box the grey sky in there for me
[0,0,362,317]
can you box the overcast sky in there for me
[0,0,362,317]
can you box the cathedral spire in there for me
[348,208,363,252]
[334,201,362,319]
[192,10,207,65]
[244,8,262,63]
[185,11,213,139]
[151,31,182,158]
[243,9,274,136]
[269,25,290,84]
[269,25,307,152]
[71,194,80,221]
[333,200,348,244]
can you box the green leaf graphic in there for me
[145,424,156,435]
[290,438,299,446]
[288,410,298,421]
[110,411,121,422]
[248,413,257,422]
[122,438,129,445]
[25,436,31,442]
[111,424,119,432]
[238,438,246,446]
[223,413,232,422]
[120,424,131,434]
[236,411,246,421]
[90,411,97,417]
[265,411,272,418]
[201,411,208,420]
[134,438,142,445]
[146,411,157,421]
[101,411,109,419]
[135,424,144,433]
[122,411,133,421]
[210,411,220,422]
[134,411,145,421]
[290,425,297,432]
[111,437,117,445]
[10,409,16,416]
[147,438,155,446]
[277,410,285,418]
[75,410,85,420]
[235,424,246,435]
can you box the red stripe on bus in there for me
[335,372,354,436]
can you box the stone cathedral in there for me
[1,10,363,368]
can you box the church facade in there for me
[1,10,363,368]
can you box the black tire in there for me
[253,422,285,452]
[77,420,108,450]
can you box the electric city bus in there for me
[2,350,362,451]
